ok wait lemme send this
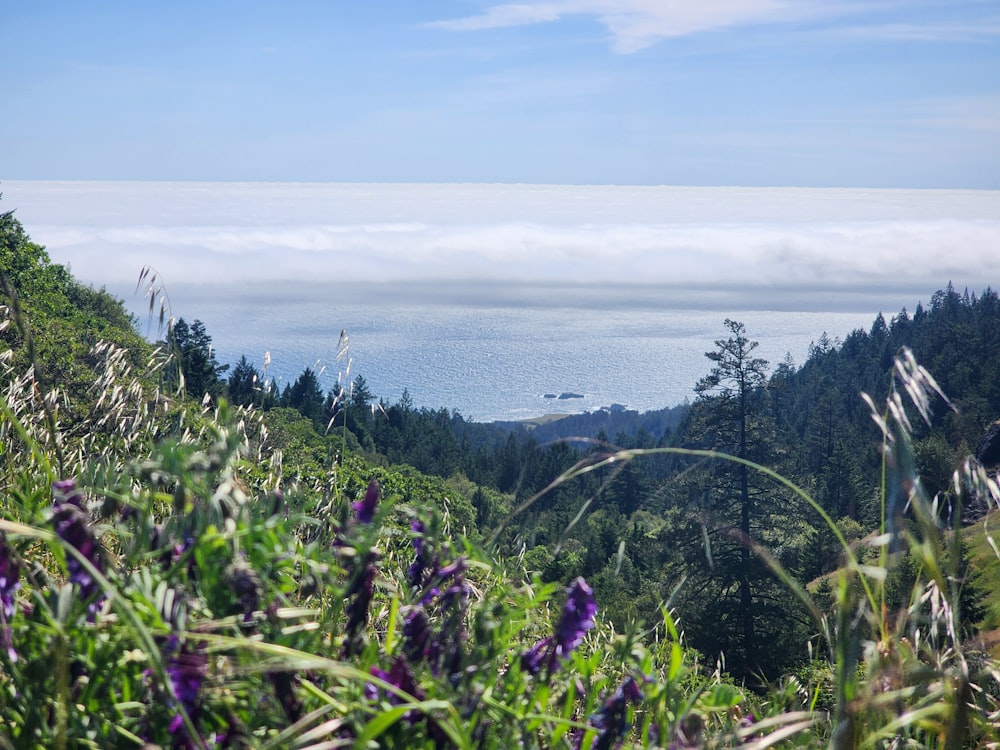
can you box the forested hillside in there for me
[2,204,998,746]
[114,241,1000,681]
[198,280,1000,680]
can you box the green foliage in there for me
[170,318,229,402]
[227,354,277,409]
[1,205,151,433]
[0,392,770,748]
[964,509,1000,630]
[279,366,326,431]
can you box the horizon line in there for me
[4,178,998,193]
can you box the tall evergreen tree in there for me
[684,319,775,677]
[171,318,229,400]
[283,367,327,429]
[227,355,261,407]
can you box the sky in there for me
[2,1,999,187]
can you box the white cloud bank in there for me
[4,181,999,312]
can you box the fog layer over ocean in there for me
[5,182,999,421]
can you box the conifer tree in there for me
[171,318,229,400]
[692,319,769,674]
[283,367,326,429]
[227,355,261,407]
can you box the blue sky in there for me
[2,1,999,187]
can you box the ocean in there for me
[4,181,998,422]
[176,292,878,422]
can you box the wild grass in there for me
[0,267,997,748]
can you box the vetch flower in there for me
[557,577,597,653]
[420,556,467,605]
[408,519,429,587]
[522,577,597,677]
[433,556,466,583]
[52,478,84,507]
[520,635,554,676]
[0,536,20,620]
[164,635,208,736]
[402,605,433,664]
[51,479,105,616]
[411,519,426,555]
[352,478,379,524]
[343,551,378,657]
[366,656,422,701]
[365,656,424,723]
[737,709,759,743]
[364,666,390,702]
[0,535,21,661]
[586,676,643,750]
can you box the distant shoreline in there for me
[510,413,575,428]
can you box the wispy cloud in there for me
[834,19,1000,42]
[900,94,1000,133]
[428,3,565,32]
[429,1,1000,53]
[429,0,832,53]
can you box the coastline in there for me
[512,413,575,429]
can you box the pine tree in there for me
[227,355,261,407]
[171,318,229,401]
[283,367,327,429]
[680,319,782,677]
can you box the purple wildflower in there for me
[737,710,759,743]
[366,656,424,723]
[586,676,643,750]
[352,478,379,524]
[51,479,105,615]
[52,478,84,507]
[669,713,706,749]
[440,560,471,608]
[164,635,208,736]
[434,556,466,582]
[442,579,470,607]
[365,666,391,702]
[437,603,469,684]
[0,536,20,620]
[557,577,597,653]
[408,520,428,587]
[520,635,553,675]
[522,577,597,677]
[366,656,422,701]
[0,536,21,661]
[411,519,426,555]
[343,551,378,657]
[402,605,432,664]
[150,526,196,576]
[419,556,466,604]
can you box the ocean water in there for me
[4,181,996,422]
[176,290,877,422]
